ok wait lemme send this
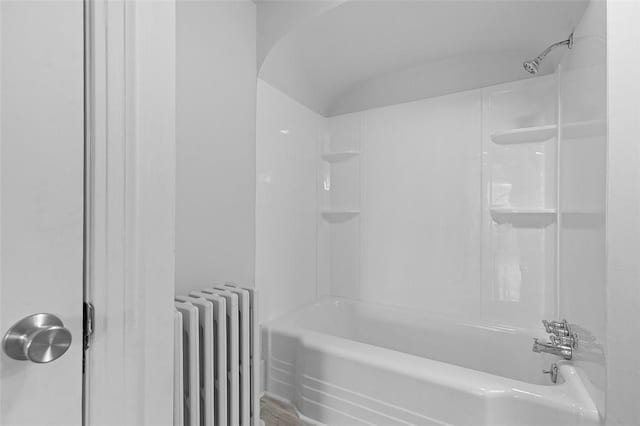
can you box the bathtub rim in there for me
[265,296,555,338]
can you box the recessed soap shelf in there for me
[491,125,557,145]
[562,120,606,140]
[321,151,360,163]
[490,120,605,145]
[321,210,360,223]
[490,207,556,227]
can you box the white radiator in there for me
[174,283,260,426]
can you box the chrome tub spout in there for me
[532,338,572,360]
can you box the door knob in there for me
[3,313,72,363]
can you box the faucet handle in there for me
[550,333,577,349]
[532,338,543,353]
[543,363,559,384]
[542,319,570,336]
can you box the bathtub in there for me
[262,297,601,426]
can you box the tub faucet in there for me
[536,318,578,360]
[532,338,573,360]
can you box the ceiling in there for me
[258,0,589,116]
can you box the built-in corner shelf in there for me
[490,120,605,145]
[563,119,606,140]
[490,124,557,145]
[321,151,360,163]
[490,207,557,227]
[321,210,360,223]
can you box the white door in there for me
[0,0,84,425]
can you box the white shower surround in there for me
[257,74,602,423]
[324,90,484,319]
[321,75,561,329]
[257,76,559,326]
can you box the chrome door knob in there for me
[2,313,72,363]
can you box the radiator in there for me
[174,284,260,426]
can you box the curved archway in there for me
[258,0,587,116]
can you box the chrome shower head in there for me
[523,58,540,75]
[523,33,574,75]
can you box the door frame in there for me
[83,0,176,424]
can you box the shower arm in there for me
[533,33,574,63]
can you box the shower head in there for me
[523,58,540,75]
[523,33,574,75]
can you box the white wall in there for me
[360,92,483,317]
[606,1,640,424]
[256,0,344,68]
[256,80,324,322]
[176,0,256,293]
[557,0,607,417]
[326,91,484,319]
[323,77,561,328]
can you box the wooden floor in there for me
[261,396,303,426]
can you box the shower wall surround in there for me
[322,77,559,328]
[482,76,558,328]
[257,45,603,338]
[256,80,324,323]
[329,91,483,319]
[257,75,566,329]
[557,0,606,416]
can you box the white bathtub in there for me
[262,297,601,426]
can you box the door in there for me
[0,0,84,425]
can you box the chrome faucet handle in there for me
[542,319,555,333]
[550,333,577,349]
[543,363,559,384]
[542,319,570,336]
[532,338,542,354]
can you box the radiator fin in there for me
[175,285,259,426]
[174,301,200,426]
[174,311,184,426]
